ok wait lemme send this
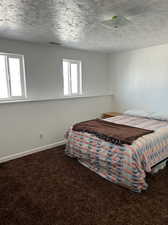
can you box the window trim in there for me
[0,52,27,102]
[63,58,82,96]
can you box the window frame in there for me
[63,58,82,96]
[0,52,27,101]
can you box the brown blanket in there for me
[72,119,154,145]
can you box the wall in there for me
[0,39,110,99]
[0,96,113,159]
[0,39,113,159]
[109,44,168,113]
[3,39,168,160]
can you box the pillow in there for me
[124,109,168,121]
[124,109,151,118]
[150,112,168,121]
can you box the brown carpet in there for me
[0,146,168,225]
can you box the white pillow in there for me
[124,109,152,118]
[124,109,168,121]
[150,112,168,121]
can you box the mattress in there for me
[65,115,168,192]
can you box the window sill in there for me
[0,93,113,104]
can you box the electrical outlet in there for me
[40,133,44,139]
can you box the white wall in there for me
[0,39,114,159]
[5,39,168,161]
[0,96,113,159]
[109,44,168,113]
[0,39,110,100]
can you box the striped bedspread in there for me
[65,115,168,192]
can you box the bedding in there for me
[150,112,168,121]
[72,119,154,145]
[124,109,152,118]
[124,109,168,121]
[65,115,168,192]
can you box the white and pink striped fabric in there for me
[65,115,168,192]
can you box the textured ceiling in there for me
[0,0,168,52]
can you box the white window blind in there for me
[0,53,26,101]
[63,59,82,96]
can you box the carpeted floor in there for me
[0,146,168,225]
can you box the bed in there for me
[65,112,168,192]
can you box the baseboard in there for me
[0,140,66,164]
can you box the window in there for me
[63,59,82,96]
[0,53,26,101]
